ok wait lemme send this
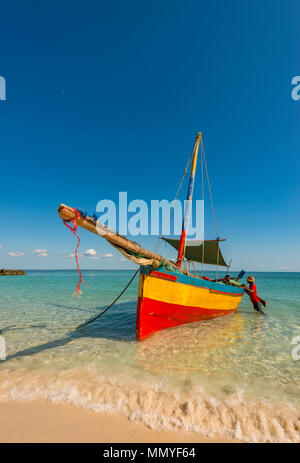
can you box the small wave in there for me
[0,368,299,443]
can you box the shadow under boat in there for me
[4,301,137,362]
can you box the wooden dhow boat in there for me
[58,132,244,339]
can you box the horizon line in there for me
[6,268,300,273]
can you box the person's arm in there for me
[229,279,244,287]
[243,285,254,294]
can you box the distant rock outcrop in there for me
[0,269,26,275]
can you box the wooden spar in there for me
[57,204,180,271]
[177,132,202,267]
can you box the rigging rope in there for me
[201,140,205,276]
[201,138,221,279]
[155,145,194,255]
[60,208,140,329]
[201,138,219,237]
[76,268,140,330]
[62,208,88,296]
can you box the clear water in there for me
[0,270,300,442]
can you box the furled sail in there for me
[162,238,228,267]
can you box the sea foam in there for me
[0,367,299,443]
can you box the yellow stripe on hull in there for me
[141,275,243,311]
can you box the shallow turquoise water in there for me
[0,270,299,442]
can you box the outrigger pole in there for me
[177,132,202,268]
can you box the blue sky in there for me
[0,0,299,271]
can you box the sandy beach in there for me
[0,400,239,443]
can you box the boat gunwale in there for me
[141,265,245,296]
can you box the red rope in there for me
[62,209,88,296]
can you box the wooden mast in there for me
[177,132,202,268]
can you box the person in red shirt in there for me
[244,275,266,314]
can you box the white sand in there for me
[0,400,240,443]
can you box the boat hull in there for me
[136,266,244,339]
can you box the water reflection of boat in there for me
[136,311,246,377]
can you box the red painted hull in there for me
[136,296,236,340]
[135,267,244,340]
